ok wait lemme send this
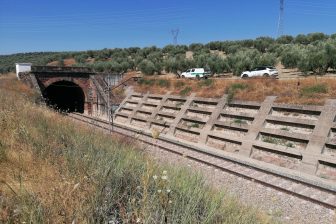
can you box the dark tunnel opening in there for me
[44,81,85,113]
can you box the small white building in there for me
[15,63,32,79]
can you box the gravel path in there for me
[145,146,335,224]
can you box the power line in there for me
[1,13,187,27]
[287,0,336,8]
[287,11,336,17]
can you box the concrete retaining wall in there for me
[114,92,336,182]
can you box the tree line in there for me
[1,32,335,75]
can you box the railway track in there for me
[67,112,336,210]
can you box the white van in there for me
[180,68,211,79]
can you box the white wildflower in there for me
[162,170,167,175]
[161,175,168,180]
[73,183,80,190]
[136,218,141,223]
[153,175,158,180]
[157,189,162,193]
[166,189,171,193]
[168,200,172,204]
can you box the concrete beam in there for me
[300,99,336,174]
[240,96,277,156]
[167,93,196,135]
[199,95,227,144]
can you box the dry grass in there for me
[0,78,96,222]
[133,76,336,105]
[0,74,272,223]
[0,73,34,97]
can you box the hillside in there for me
[1,32,336,77]
[0,74,270,223]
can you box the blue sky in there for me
[0,0,335,54]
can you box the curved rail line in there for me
[67,112,336,210]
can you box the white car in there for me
[180,68,211,79]
[241,66,278,78]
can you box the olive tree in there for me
[324,39,336,70]
[206,56,230,74]
[228,49,261,75]
[280,45,304,68]
[138,59,156,75]
[164,57,179,74]
[298,45,327,74]
[276,35,294,44]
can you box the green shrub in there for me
[157,79,170,88]
[300,83,328,97]
[74,54,88,63]
[189,123,200,128]
[280,127,290,131]
[228,83,248,92]
[179,86,192,96]
[286,142,294,148]
[198,79,213,87]
[233,119,247,125]
[226,83,248,103]
[138,78,155,86]
[174,81,185,88]
[262,136,279,144]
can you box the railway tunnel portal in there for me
[18,66,109,116]
[43,80,85,113]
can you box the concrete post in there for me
[167,93,196,135]
[113,89,133,117]
[199,95,227,144]
[299,99,336,174]
[146,93,171,128]
[126,92,150,123]
[240,96,277,156]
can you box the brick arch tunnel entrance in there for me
[44,80,85,113]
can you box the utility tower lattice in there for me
[277,0,284,37]
[171,29,179,45]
